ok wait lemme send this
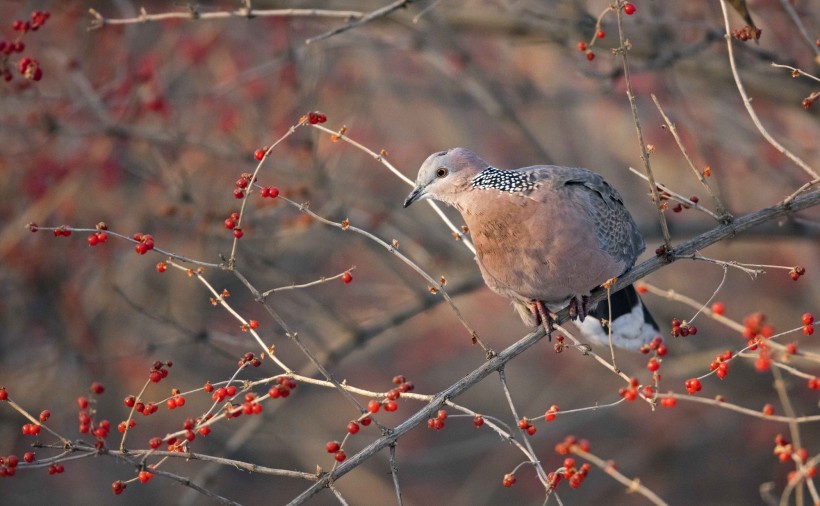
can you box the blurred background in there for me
[0,0,818,504]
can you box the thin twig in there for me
[615,2,672,249]
[497,368,548,485]
[306,0,418,44]
[277,196,490,353]
[310,123,475,253]
[88,7,364,30]
[628,168,721,220]
[717,0,818,179]
[389,444,403,506]
[776,0,820,60]
[570,447,670,506]
[650,94,731,221]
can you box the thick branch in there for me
[288,189,820,504]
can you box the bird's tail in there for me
[576,285,660,350]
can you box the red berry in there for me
[326,441,341,454]
[437,409,448,421]
[334,450,346,462]
[577,42,587,52]
[316,113,327,123]
[660,397,677,408]
[473,415,484,427]
[233,228,244,239]
[112,480,126,495]
[623,2,636,15]
[88,233,100,246]
[347,421,360,434]
[802,313,814,325]
[367,400,380,413]
[226,385,237,396]
[711,302,725,315]
[77,396,89,409]
[248,320,259,329]
[156,261,167,273]
[0,388,7,401]
[308,112,319,124]
[39,410,50,422]
[233,188,245,199]
[91,382,105,394]
[647,357,660,372]
[596,30,605,39]
[803,325,814,336]
[254,148,266,161]
[526,425,537,436]
[684,378,702,394]
[224,218,236,229]
[360,415,372,426]
[384,400,398,412]
[23,452,35,463]
[342,272,353,284]
[586,51,595,61]
[503,473,516,487]
[762,404,775,416]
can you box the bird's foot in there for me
[568,295,590,322]
[531,300,555,340]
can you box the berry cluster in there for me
[165,389,186,410]
[325,440,346,462]
[52,225,72,237]
[77,383,112,444]
[1,10,50,83]
[238,351,262,368]
[801,313,814,336]
[87,222,109,246]
[709,350,733,379]
[555,458,592,490]
[670,318,697,337]
[545,404,560,422]
[639,336,668,357]
[133,233,155,255]
[502,473,516,487]
[731,26,762,42]
[773,434,817,483]
[427,409,448,430]
[148,360,172,383]
[112,480,126,495]
[618,377,645,402]
[518,417,537,436]
[684,378,702,394]
[268,376,297,399]
[233,173,255,199]
[1,455,20,477]
[788,266,806,281]
[307,111,327,124]
[551,436,592,490]
[239,393,263,416]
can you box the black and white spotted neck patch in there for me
[471,167,536,193]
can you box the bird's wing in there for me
[515,165,645,267]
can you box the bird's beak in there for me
[403,186,425,208]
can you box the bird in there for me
[403,147,659,349]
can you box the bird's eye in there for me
[435,167,448,178]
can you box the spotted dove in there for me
[404,147,659,349]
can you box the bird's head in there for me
[403,148,488,208]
